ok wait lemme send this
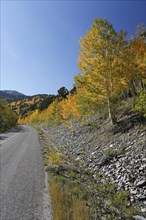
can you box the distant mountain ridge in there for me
[0,90,26,102]
[2,90,26,96]
[0,90,56,117]
[0,87,75,117]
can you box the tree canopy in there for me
[75,18,146,124]
[0,100,18,131]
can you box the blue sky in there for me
[1,0,146,96]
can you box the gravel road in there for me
[0,125,52,220]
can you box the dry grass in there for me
[48,151,65,165]
[72,196,90,220]
[49,179,90,220]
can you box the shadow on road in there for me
[0,125,28,141]
[0,135,8,141]
[8,125,28,133]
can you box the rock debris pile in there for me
[44,114,146,218]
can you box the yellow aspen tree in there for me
[54,100,63,124]
[29,109,40,124]
[39,109,47,124]
[75,18,133,124]
[61,93,80,121]
[45,99,62,125]
[45,101,57,124]
[18,116,27,124]
[129,25,146,86]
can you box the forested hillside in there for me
[8,94,56,118]
[0,100,18,132]
[4,18,145,129]
[0,91,56,131]
[18,19,146,126]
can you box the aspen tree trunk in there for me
[131,80,137,96]
[107,97,117,125]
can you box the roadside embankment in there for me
[38,112,146,220]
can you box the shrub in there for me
[0,100,18,131]
[134,89,146,117]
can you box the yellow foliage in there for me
[48,151,65,165]
[61,93,80,121]
[18,117,27,124]
[46,100,62,124]
[130,38,146,78]
[75,18,146,123]
[15,20,146,126]
[29,109,40,124]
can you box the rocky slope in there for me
[42,111,146,219]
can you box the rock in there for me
[139,165,146,171]
[133,215,146,220]
[136,180,146,188]
[142,158,146,162]
[137,195,146,201]
[76,156,81,161]
[130,196,135,202]
[130,189,137,195]
[141,208,146,213]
